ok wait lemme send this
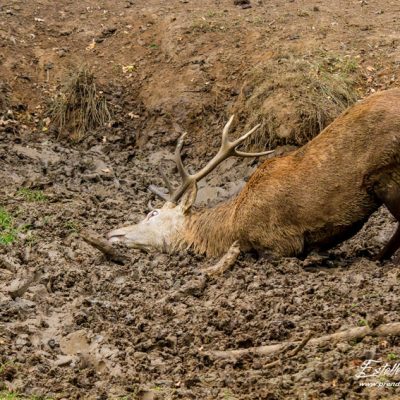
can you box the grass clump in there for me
[0,392,17,400]
[0,208,30,245]
[47,65,111,141]
[0,208,18,245]
[387,353,398,361]
[357,318,368,327]
[64,220,79,232]
[17,188,47,202]
[233,52,360,149]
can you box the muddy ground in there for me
[1,0,400,399]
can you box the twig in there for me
[205,322,400,359]
[263,331,313,369]
[287,331,314,358]
[81,229,127,265]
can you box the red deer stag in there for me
[108,88,400,262]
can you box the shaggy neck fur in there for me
[177,200,238,257]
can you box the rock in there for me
[59,330,91,355]
[54,355,76,367]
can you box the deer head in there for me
[107,187,197,252]
[107,116,274,252]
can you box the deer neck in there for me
[178,200,238,257]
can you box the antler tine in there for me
[186,116,272,183]
[168,132,197,202]
[174,132,190,181]
[234,149,275,157]
[228,122,274,157]
[150,116,274,204]
[231,123,261,147]
[148,132,194,203]
[149,135,189,202]
[221,115,235,145]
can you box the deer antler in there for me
[149,115,274,203]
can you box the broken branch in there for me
[205,322,400,359]
[81,229,127,265]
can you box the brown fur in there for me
[182,200,239,256]
[180,88,400,257]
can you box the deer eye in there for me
[148,210,159,219]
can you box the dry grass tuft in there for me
[233,53,361,149]
[48,66,111,141]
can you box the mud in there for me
[1,0,400,399]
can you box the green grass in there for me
[0,208,12,229]
[223,389,238,400]
[0,392,53,400]
[315,52,359,76]
[206,11,217,17]
[64,220,79,232]
[16,188,47,202]
[0,392,17,400]
[0,208,18,245]
[357,319,368,327]
[0,208,31,245]
[387,353,398,361]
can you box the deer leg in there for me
[201,241,241,277]
[373,176,400,261]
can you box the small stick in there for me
[81,230,127,265]
[287,331,314,358]
[262,331,314,369]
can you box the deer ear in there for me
[179,183,198,213]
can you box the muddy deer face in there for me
[107,186,197,252]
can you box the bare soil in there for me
[1,1,400,399]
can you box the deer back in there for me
[233,88,400,255]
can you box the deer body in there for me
[109,89,400,260]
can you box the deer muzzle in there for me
[107,226,133,244]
